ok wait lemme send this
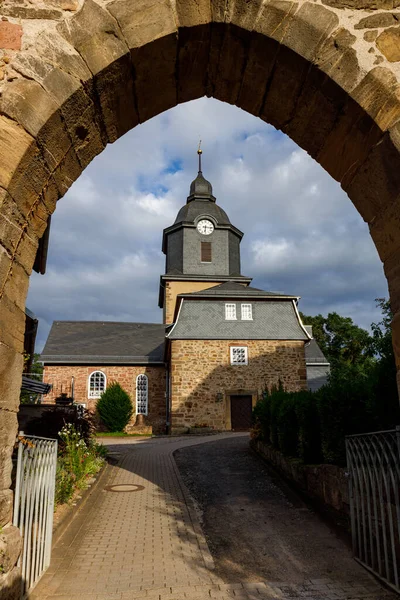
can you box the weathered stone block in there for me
[211,0,263,31]
[323,0,400,7]
[131,35,177,123]
[317,97,382,194]
[316,27,360,92]
[0,490,13,527]
[0,295,25,353]
[176,0,211,28]
[0,565,21,600]
[237,31,278,116]
[1,6,63,19]
[0,526,22,574]
[377,27,400,63]
[284,64,348,160]
[254,1,298,44]
[2,260,30,313]
[0,21,22,51]
[355,13,400,30]
[58,0,129,75]
[352,67,400,131]
[0,79,74,174]
[260,44,309,132]
[177,24,211,104]
[283,3,339,63]
[213,24,251,105]
[107,0,176,49]
[0,410,18,489]
[384,243,400,311]
[346,124,400,224]
[0,343,23,413]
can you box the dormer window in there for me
[225,303,236,320]
[241,304,253,320]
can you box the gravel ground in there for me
[174,435,377,585]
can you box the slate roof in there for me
[304,326,330,364]
[174,200,231,226]
[180,281,299,299]
[41,321,166,365]
[168,299,309,340]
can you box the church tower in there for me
[159,149,252,323]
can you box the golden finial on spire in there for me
[197,139,202,172]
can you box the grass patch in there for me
[95,432,152,437]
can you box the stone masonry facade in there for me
[170,339,307,431]
[43,365,166,434]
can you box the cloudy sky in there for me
[26,98,388,352]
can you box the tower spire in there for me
[197,140,202,173]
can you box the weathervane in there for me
[197,139,202,172]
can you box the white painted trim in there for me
[166,298,184,338]
[136,374,149,416]
[88,370,107,399]
[225,303,237,320]
[241,303,253,320]
[306,362,330,367]
[292,300,312,339]
[230,346,248,366]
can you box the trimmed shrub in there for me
[96,382,133,432]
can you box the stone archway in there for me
[1,0,400,593]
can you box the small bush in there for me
[96,382,133,432]
[55,423,105,506]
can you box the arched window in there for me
[136,374,148,415]
[88,371,106,398]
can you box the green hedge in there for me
[253,366,400,466]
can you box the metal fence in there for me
[345,427,400,593]
[13,433,58,597]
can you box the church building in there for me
[41,151,329,434]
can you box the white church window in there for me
[241,304,253,320]
[136,374,148,415]
[88,371,106,398]
[230,346,248,366]
[225,303,236,320]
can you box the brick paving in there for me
[31,434,395,600]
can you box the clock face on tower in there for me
[197,219,214,235]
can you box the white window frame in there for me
[230,346,248,366]
[88,371,106,399]
[241,303,253,320]
[136,374,149,416]
[225,303,237,320]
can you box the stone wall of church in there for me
[42,365,166,434]
[170,339,307,431]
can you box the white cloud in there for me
[27,98,388,351]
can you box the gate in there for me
[345,428,400,593]
[13,433,58,597]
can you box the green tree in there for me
[96,382,133,432]
[300,311,373,370]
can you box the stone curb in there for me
[51,460,110,548]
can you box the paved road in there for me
[31,434,395,600]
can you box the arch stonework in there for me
[1,0,400,593]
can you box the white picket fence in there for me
[13,433,58,597]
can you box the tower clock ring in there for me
[197,219,214,235]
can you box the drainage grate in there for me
[104,484,145,493]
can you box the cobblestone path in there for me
[31,434,395,600]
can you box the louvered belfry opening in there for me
[201,242,212,262]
